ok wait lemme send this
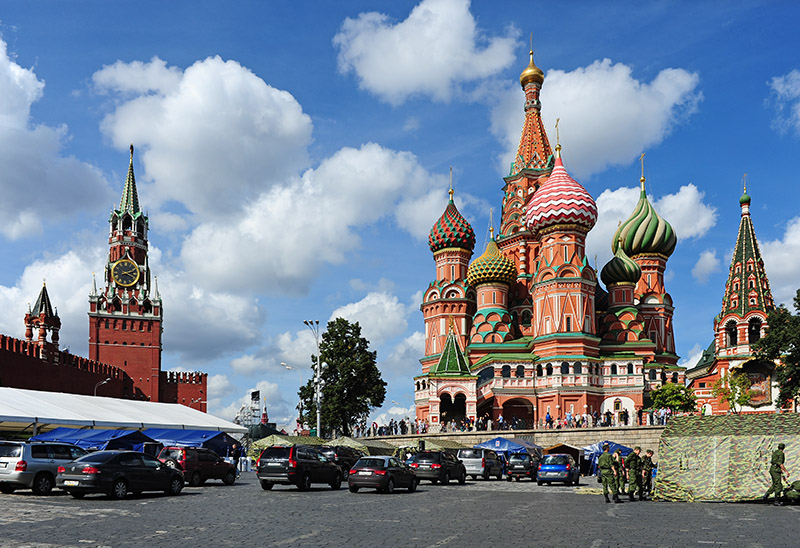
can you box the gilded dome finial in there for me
[640,153,646,192]
[489,208,494,240]
[449,166,454,202]
[519,34,544,88]
[555,118,562,157]
[740,173,751,206]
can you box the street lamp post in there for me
[303,320,327,437]
[94,377,111,397]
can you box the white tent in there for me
[0,387,246,435]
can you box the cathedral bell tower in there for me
[88,145,163,401]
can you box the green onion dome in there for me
[612,176,676,258]
[429,189,476,253]
[467,240,517,286]
[601,244,642,286]
[739,192,751,205]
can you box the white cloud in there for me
[767,69,800,135]
[210,381,295,432]
[691,249,721,283]
[490,59,702,179]
[678,343,704,370]
[379,331,425,379]
[329,292,409,348]
[93,55,313,218]
[334,0,517,105]
[760,216,800,308]
[0,38,114,239]
[655,183,717,240]
[370,404,416,427]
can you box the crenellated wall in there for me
[161,371,208,412]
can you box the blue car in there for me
[537,454,580,486]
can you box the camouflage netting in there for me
[654,414,800,502]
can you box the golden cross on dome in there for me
[489,208,494,239]
[742,173,748,193]
[449,166,454,200]
[640,153,646,191]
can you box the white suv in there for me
[0,441,87,495]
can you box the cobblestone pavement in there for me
[1,476,797,548]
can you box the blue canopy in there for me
[30,427,157,452]
[474,437,543,459]
[581,440,633,475]
[142,428,239,457]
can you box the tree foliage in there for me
[752,289,800,408]
[298,318,386,437]
[649,381,697,412]
[711,370,753,414]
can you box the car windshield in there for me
[542,455,569,465]
[260,447,290,459]
[510,454,530,463]
[160,449,183,460]
[0,443,22,458]
[458,449,482,459]
[354,458,386,468]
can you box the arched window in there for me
[546,363,553,376]
[749,317,762,343]
[501,365,511,378]
[574,362,582,374]
[560,362,570,374]
[726,321,738,346]
[627,363,634,375]
[611,363,618,375]
[648,369,656,380]
[536,364,543,377]
[522,310,532,326]
[478,367,494,384]
[672,372,679,384]
[415,381,420,391]
[515,365,525,378]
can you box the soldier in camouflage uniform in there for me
[783,480,800,503]
[598,444,621,503]
[612,449,625,495]
[641,449,655,498]
[763,443,789,506]
[625,446,643,501]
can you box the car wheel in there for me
[458,470,466,485]
[506,475,512,482]
[167,476,184,496]
[69,491,85,499]
[348,485,359,493]
[431,479,438,484]
[342,468,349,480]
[297,473,312,491]
[32,473,54,495]
[0,485,17,494]
[260,480,274,490]
[537,480,543,486]
[330,473,342,491]
[408,479,418,493]
[496,469,503,481]
[442,471,450,485]
[482,471,489,481]
[110,479,128,500]
[164,459,178,469]
[188,472,202,487]
[222,470,236,485]
[385,478,395,494]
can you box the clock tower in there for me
[88,145,163,401]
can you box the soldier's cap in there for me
[646,449,654,455]
[634,446,641,451]
[602,444,610,450]
[779,443,786,450]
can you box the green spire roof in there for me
[431,327,471,376]
[119,144,141,215]
[720,192,774,317]
[32,282,57,318]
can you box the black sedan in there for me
[407,451,466,485]
[347,456,418,494]
[56,450,184,499]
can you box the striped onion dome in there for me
[601,244,642,286]
[524,151,597,235]
[429,190,476,253]
[612,177,676,258]
[467,240,517,286]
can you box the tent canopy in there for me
[0,387,246,435]
[30,427,157,452]
[474,437,543,458]
[544,443,585,463]
[655,414,800,502]
[581,440,633,475]
[251,435,326,455]
[328,436,396,456]
[142,428,238,456]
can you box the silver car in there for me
[456,448,503,480]
[0,441,88,495]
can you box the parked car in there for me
[0,441,87,495]
[537,454,580,486]
[407,451,466,485]
[157,446,237,486]
[347,456,418,494]
[318,445,362,478]
[256,445,342,491]
[56,450,184,499]
[506,452,539,481]
[457,448,503,480]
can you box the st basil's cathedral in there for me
[414,50,686,428]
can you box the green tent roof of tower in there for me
[32,283,57,318]
[430,327,472,376]
[116,144,144,219]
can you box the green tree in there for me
[649,381,697,412]
[710,370,753,414]
[298,318,386,437]
[752,289,800,408]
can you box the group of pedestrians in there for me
[597,444,655,503]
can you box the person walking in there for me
[763,442,790,506]
[625,446,644,501]
[598,444,621,503]
[642,449,655,498]
[612,449,625,496]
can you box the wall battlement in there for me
[162,371,208,385]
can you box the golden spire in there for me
[639,153,646,192]
[449,166,454,201]
[489,208,494,240]
[519,33,544,88]
[555,118,562,157]
[742,173,748,194]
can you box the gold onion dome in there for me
[467,239,517,286]
[520,50,544,88]
[429,189,476,253]
[612,176,676,258]
[601,244,642,286]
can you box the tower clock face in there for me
[111,259,140,287]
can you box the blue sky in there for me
[1,0,800,429]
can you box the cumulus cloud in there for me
[334,0,517,105]
[678,343,704,370]
[760,216,800,307]
[586,184,717,270]
[93,55,313,218]
[379,331,425,379]
[0,38,114,239]
[691,250,721,283]
[767,69,800,135]
[210,380,295,431]
[490,59,702,179]
[329,292,410,348]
